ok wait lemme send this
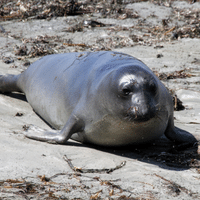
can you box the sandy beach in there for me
[0,0,200,199]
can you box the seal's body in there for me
[0,51,196,146]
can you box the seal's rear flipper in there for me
[24,115,84,144]
[0,74,22,93]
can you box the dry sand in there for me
[0,1,200,199]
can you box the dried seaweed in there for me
[173,95,185,111]
[63,155,126,173]
[1,0,199,50]
[154,69,194,81]
[14,45,28,56]
[0,0,91,21]
[154,174,200,197]
[2,56,14,64]
[13,35,61,58]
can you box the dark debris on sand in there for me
[1,0,199,53]
[1,0,199,43]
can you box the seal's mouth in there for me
[125,113,154,122]
[125,105,156,122]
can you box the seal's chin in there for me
[133,115,153,122]
[125,114,153,122]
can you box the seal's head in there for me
[102,64,160,123]
[118,69,158,122]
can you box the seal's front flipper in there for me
[167,126,197,145]
[164,116,197,145]
[24,116,84,144]
[24,125,59,144]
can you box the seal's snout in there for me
[127,104,156,122]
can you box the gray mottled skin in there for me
[0,51,197,146]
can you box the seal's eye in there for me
[149,82,157,95]
[122,88,132,96]
[119,82,133,97]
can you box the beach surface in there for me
[0,1,200,199]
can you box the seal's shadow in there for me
[7,92,27,102]
[4,92,200,171]
[66,136,199,171]
[93,138,199,171]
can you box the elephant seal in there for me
[0,51,197,146]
